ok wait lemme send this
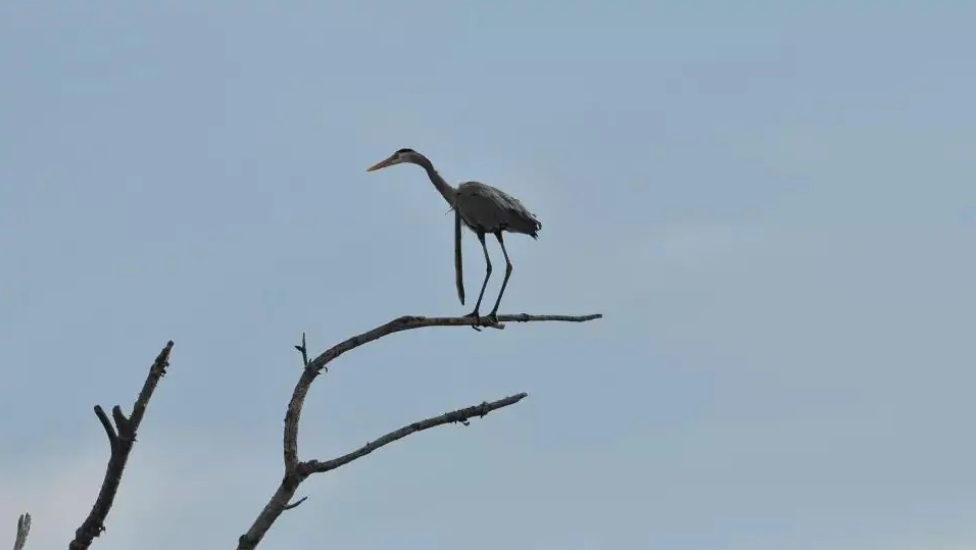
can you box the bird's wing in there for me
[454,208,465,305]
[457,181,541,234]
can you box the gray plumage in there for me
[367,148,542,325]
[455,181,542,238]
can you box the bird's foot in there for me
[463,310,482,332]
[484,311,500,326]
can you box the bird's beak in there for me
[366,156,398,172]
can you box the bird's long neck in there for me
[412,154,457,207]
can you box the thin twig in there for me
[293,332,309,368]
[238,392,527,550]
[93,407,118,450]
[68,341,174,550]
[13,512,31,550]
[302,393,527,475]
[282,497,308,511]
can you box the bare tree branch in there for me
[302,393,527,475]
[12,513,30,550]
[283,313,600,469]
[238,392,526,550]
[68,341,174,550]
[238,311,598,550]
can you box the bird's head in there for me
[366,148,423,172]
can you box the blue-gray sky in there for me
[2,1,974,549]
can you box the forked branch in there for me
[68,341,174,550]
[238,311,600,550]
[12,512,31,550]
[238,392,526,550]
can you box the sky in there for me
[1,1,974,549]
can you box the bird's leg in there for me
[486,231,513,325]
[454,209,465,306]
[464,231,492,329]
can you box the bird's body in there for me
[454,180,541,238]
[367,148,541,326]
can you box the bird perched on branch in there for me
[366,148,542,326]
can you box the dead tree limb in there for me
[239,393,526,550]
[68,341,174,550]
[237,312,600,550]
[12,512,31,550]
[302,393,527,474]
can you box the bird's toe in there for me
[463,310,482,331]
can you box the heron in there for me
[366,148,542,326]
